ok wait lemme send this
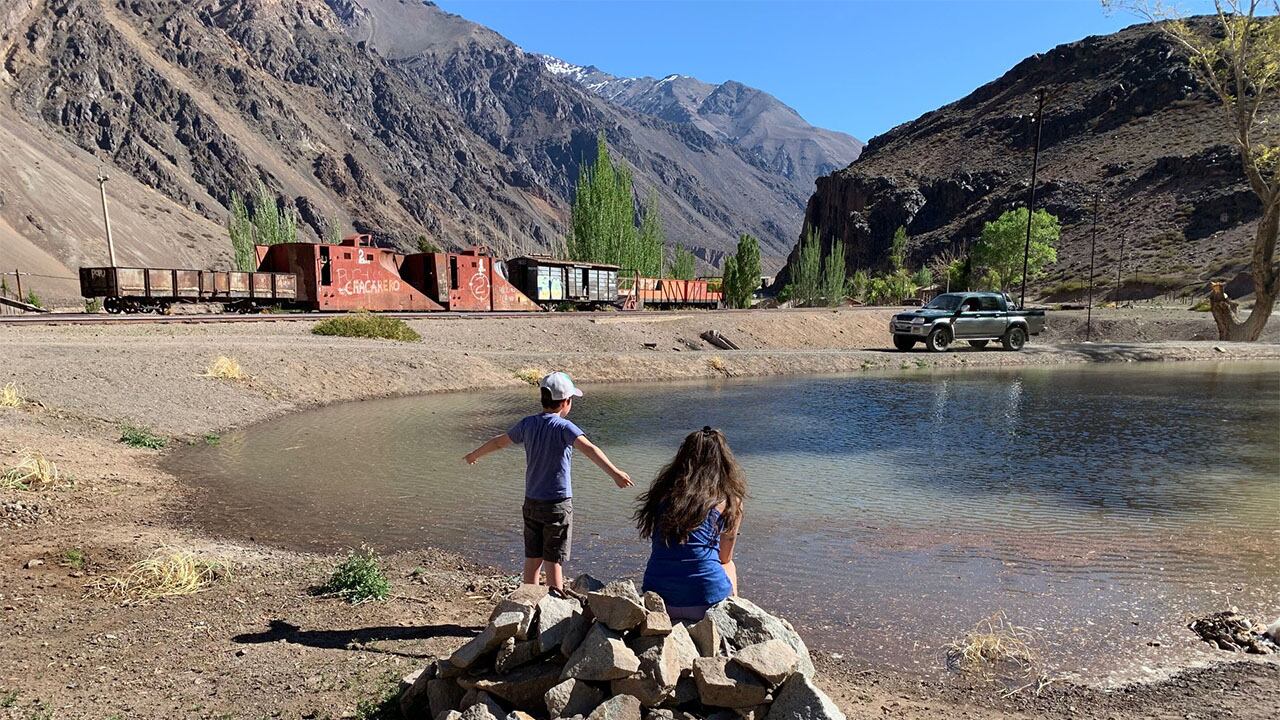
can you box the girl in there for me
[634,426,746,621]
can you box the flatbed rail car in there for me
[79,266,297,314]
[505,256,620,308]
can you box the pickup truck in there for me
[890,291,1047,352]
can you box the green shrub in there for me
[120,425,167,450]
[85,298,103,313]
[312,313,421,342]
[60,548,87,570]
[321,548,389,604]
[1190,299,1212,312]
[26,291,42,309]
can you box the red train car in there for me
[255,234,444,312]
[620,276,722,309]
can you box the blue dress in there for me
[642,507,733,608]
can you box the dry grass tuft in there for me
[202,356,245,380]
[1,450,62,490]
[0,383,23,409]
[90,549,228,604]
[514,367,544,385]
[707,356,727,373]
[945,611,1041,679]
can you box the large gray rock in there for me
[763,674,845,720]
[643,592,667,613]
[571,574,607,595]
[689,617,721,657]
[732,639,798,686]
[451,611,525,669]
[535,593,582,654]
[400,667,431,718]
[588,581,647,631]
[611,671,669,707]
[545,678,606,719]
[704,598,814,676]
[428,678,466,720]
[460,693,506,720]
[475,661,563,710]
[587,694,642,720]
[693,656,770,708]
[561,608,593,657]
[640,610,672,637]
[667,676,699,708]
[490,584,549,641]
[562,624,641,681]
[611,626,694,706]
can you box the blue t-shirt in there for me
[507,413,584,501]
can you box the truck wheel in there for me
[893,335,916,351]
[1002,326,1027,351]
[967,340,989,349]
[925,326,952,352]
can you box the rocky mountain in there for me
[1,0,856,303]
[537,57,862,200]
[780,19,1277,301]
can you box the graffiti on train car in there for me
[335,266,403,297]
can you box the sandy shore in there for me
[1,306,1277,719]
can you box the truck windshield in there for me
[924,294,963,311]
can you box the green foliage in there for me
[85,298,102,313]
[25,291,42,309]
[972,208,1059,291]
[667,246,696,280]
[227,180,299,272]
[821,239,847,306]
[1190,299,1213,312]
[864,270,919,305]
[912,267,934,288]
[786,225,823,306]
[889,226,908,272]
[0,277,8,298]
[847,269,870,302]
[328,220,345,245]
[416,235,440,254]
[203,433,222,446]
[567,133,662,276]
[312,312,421,342]
[60,548,87,570]
[119,425,167,450]
[639,190,667,275]
[721,234,762,309]
[322,548,389,604]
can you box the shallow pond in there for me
[168,361,1280,683]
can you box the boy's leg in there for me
[543,561,563,591]
[522,557,543,585]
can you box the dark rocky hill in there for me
[780,19,1278,301]
[537,57,863,200]
[1,0,850,296]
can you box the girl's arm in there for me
[464,433,512,464]
[720,512,741,595]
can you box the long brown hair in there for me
[634,427,747,544]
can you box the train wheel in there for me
[104,297,123,314]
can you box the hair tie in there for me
[702,426,714,434]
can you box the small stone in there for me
[667,676,699,708]
[496,637,544,674]
[508,713,538,720]
[571,574,607,595]
[643,592,667,613]
[545,678,606,719]
[611,669,670,707]
[438,659,463,678]
[535,593,582,654]
[705,598,815,677]
[461,701,502,720]
[736,706,767,720]
[689,616,721,657]
[732,639,798,686]
[400,668,431,718]
[451,612,525,669]
[640,611,672,637]
[562,624,641,681]
[588,581,647,631]
[764,674,845,720]
[24,559,43,569]
[442,712,463,720]
[587,694,642,720]
[694,656,770,708]
[491,584,549,640]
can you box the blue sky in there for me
[435,0,1223,141]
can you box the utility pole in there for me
[97,168,117,266]
[1019,90,1046,311]
[1116,230,1126,306]
[1086,190,1099,341]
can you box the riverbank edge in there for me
[1,321,1278,719]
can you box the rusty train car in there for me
[80,235,637,314]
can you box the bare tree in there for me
[1108,0,1278,339]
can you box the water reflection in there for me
[168,361,1280,682]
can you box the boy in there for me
[464,371,632,593]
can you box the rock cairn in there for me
[401,576,845,720]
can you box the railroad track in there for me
[0,306,872,326]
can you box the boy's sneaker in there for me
[551,586,586,603]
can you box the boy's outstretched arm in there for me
[573,436,632,488]
[464,433,512,464]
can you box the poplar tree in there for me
[821,239,847,306]
[722,233,761,308]
[668,246,697,280]
[786,225,823,306]
[567,132,662,276]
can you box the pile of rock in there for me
[401,577,844,720]
[1189,610,1280,655]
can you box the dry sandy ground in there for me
[1,307,1278,720]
